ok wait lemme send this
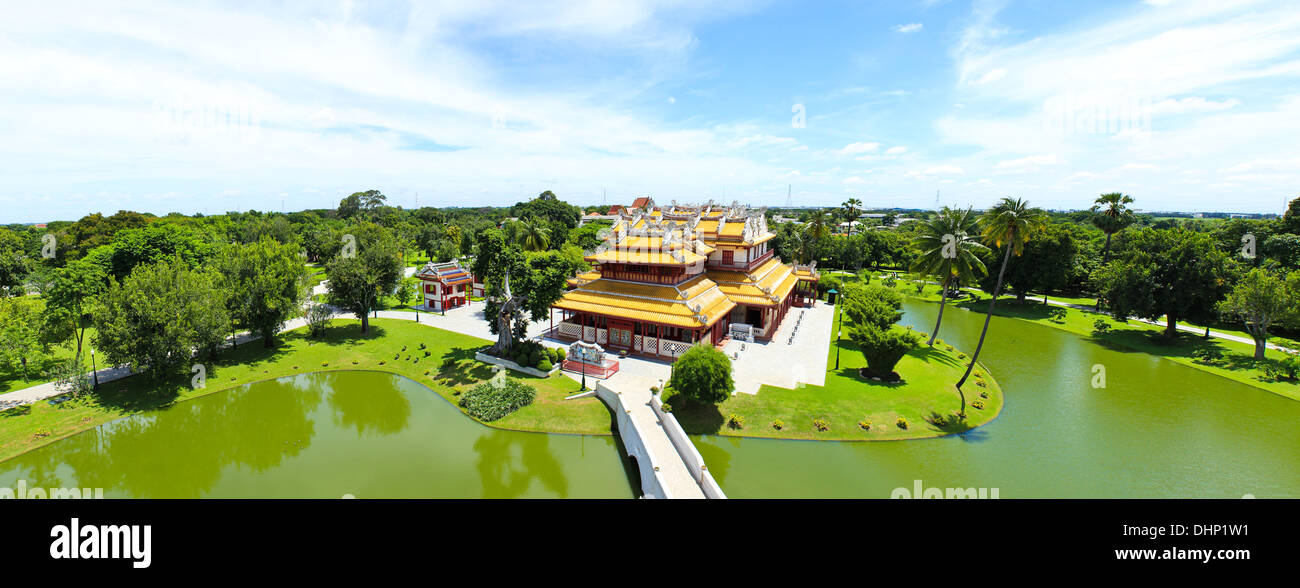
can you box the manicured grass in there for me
[0,318,613,463]
[666,324,1004,441]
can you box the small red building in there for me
[414,261,482,311]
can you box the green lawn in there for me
[665,324,1004,441]
[0,318,613,463]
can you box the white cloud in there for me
[840,141,881,154]
[893,23,923,34]
[885,146,908,155]
[994,153,1064,172]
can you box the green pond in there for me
[0,371,636,498]
[693,300,1300,498]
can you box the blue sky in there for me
[3,0,1299,223]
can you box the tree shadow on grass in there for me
[664,396,725,435]
[436,346,496,388]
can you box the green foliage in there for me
[0,297,47,379]
[325,225,403,333]
[841,283,903,331]
[849,324,922,378]
[216,238,311,347]
[812,418,830,431]
[1217,267,1296,357]
[1047,306,1068,323]
[46,358,94,397]
[1091,318,1112,335]
[668,344,734,405]
[92,257,232,384]
[727,413,745,429]
[305,303,333,338]
[457,377,537,421]
[1095,228,1236,336]
[537,359,553,371]
[896,417,909,430]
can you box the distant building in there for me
[414,260,483,311]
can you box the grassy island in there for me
[0,318,614,463]
[665,327,1004,441]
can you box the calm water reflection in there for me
[694,300,1300,498]
[0,371,633,498]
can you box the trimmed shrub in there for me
[668,344,734,405]
[555,347,567,362]
[896,417,909,430]
[771,419,784,431]
[812,418,830,432]
[727,414,745,429]
[850,324,922,378]
[537,359,553,371]
[858,420,871,430]
[458,377,537,422]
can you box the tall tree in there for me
[216,238,311,348]
[1217,268,1296,359]
[40,259,109,358]
[92,257,232,384]
[1281,196,1300,235]
[841,198,863,236]
[325,231,403,335]
[0,297,45,379]
[472,229,570,355]
[909,207,988,345]
[1090,192,1136,262]
[1093,228,1235,339]
[516,218,552,252]
[956,197,1047,392]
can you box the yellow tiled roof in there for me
[696,219,719,233]
[792,267,820,281]
[706,259,796,307]
[566,270,602,287]
[587,248,707,266]
[553,277,734,327]
[719,222,745,237]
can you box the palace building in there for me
[550,199,819,361]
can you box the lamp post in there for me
[90,348,98,389]
[580,352,587,392]
[829,288,843,370]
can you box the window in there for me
[722,250,734,265]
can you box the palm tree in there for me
[909,207,988,346]
[516,218,551,252]
[1090,192,1135,263]
[954,198,1047,408]
[796,209,833,266]
[841,198,863,236]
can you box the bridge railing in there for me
[594,382,672,499]
[651,395,727,499]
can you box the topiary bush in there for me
[555,347,567,362]
[458,377,537,422]
[771,419,784,431]
[537,359,553,371]
[668,344,734,405]
[727,414,745,429]
[896,417,909,430]
[812,418,830,431]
